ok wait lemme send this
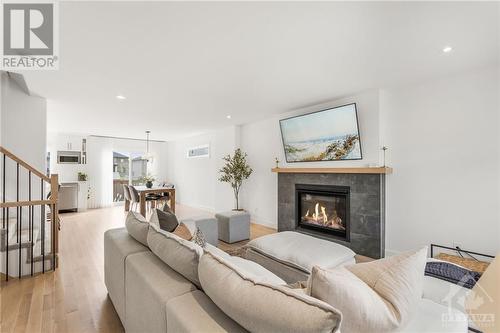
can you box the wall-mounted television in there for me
[279,103,362,163]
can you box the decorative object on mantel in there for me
[77,172,87,181]
[381,146,388,167]
[218,148,253,211]
[271,166,392,174]
[274,157,280,168]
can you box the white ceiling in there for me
[21,1,499,141]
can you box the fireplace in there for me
[295,184,350,241]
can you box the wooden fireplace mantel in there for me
[271,166,392,174]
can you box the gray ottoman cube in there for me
[181,216,218,246]
[215,211,250,243]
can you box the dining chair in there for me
[129,185,157,214]
[157,183,174,210]
[123,184,132,209]
[127,185,140,212]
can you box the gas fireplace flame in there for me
[302,202,345,231]
[308,203,328,223]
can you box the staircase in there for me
[0,146,59,281]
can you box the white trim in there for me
[384,248,401,257]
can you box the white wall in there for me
[239,90,381,227]
[381,67,499,255]
[1,72,47,203]
[1,72,47,174]
[166,126,239,212]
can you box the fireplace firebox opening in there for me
[295,184,350,241]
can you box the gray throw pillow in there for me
[149,208,179,232]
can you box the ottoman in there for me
[245,231,356,283]
[215,211,250,243]
[181,216,219,246]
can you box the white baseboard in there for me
[248,215,277,230]
[177,201,215,214]
[384,249,401,257]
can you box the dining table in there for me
[125,185,176,217]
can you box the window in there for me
[113,152,130,202]
[187,144,210,158]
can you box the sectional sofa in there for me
[104,213,468,333]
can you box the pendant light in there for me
[143,130,153,162]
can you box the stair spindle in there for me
[29,171,33,276]
[41,179,45,274]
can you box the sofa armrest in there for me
[104,228,149,323]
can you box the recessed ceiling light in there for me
[442,46,453,53]
[226,115,231,119]
[116,95,126,100]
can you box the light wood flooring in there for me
[0,204,275,333]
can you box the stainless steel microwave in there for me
[57,151,81,164]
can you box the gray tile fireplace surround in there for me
[278,172,385,258]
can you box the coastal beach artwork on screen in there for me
[279,104,362,162]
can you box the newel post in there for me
[50,174,59,262]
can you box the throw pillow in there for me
[149,208,179,232]
[125,211,149,246]
[198,251,341,333]
[191,228,206,248]
[147,224,203,287]
[307,247,427,333]
[173,223,193,241]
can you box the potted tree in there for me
[218,148,253,211]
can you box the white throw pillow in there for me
[147,224,204,287]
[307,247,427,333]
[199,251,342,333]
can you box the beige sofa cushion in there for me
[125,211,149,246]
[199,251,342,333]
[125,251,197,333]
[308,248,427,333]
[147,224,204,287]
[166,290,247,333]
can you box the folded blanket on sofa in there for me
[425,261,481,289]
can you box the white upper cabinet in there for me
[57,134,83,151]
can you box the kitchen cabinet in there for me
[57,134,83,152]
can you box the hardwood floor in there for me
[0,204,276,333]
